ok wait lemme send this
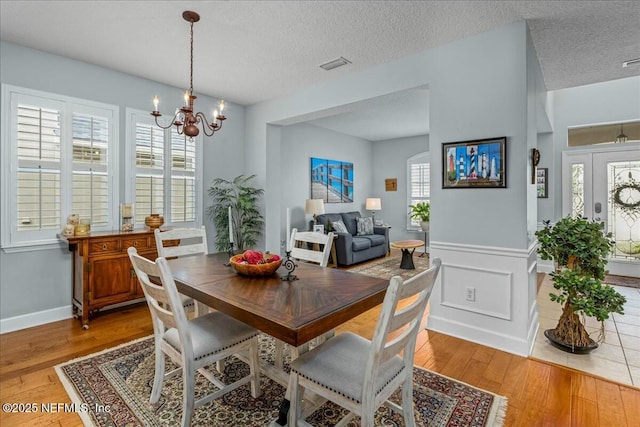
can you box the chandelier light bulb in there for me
[153,96,159,111]
[219,100,225,113]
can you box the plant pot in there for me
[420,221,430,232]
[544,328,598,354]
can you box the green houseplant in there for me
[535,217,626,352]
[207,174,264,252]
[410,201,430,232]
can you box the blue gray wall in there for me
[0,41,246,330]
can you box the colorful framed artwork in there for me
[537,168,548,198]
[310,157,354,203]
[442,137,507,189]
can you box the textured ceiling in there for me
[1,1,639,140]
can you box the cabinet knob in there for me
[133,241,138,247]
[131,268,136,278]
[102,243,107,250]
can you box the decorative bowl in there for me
[229,254,283,276]
[145,214,164,229]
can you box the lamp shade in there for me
[305,199,325,216]
[365,198,381,211]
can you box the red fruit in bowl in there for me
[270,255,281,263]
[243,250,264,265]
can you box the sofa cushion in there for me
[331,220,348,234]
[316,213,342,232]
[351,237,372,251]
[340,212,361,236]
[362,234,386,247]
[356,217,374,235]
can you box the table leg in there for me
[419,231,428,257]
[399,248,416,269]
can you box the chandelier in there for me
[151,11,226,138]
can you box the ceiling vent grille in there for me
[319,57,352,71]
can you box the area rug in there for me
[348,253,431,281]
[605,274,640,289]
[56,335,507,427]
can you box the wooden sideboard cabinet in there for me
[64,229,163,329]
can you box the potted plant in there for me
[410,201,430,232]
[207,174,264,252]
[535,216,626,353]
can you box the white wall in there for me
[279,123,373,251]
[372,135,430,242]
[247,21,539,355]
[0,41,246,331]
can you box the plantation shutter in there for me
[16,104,62,231]
[134,122,165,224]
[408,154,430,228]
[170,130,196,223]
[71,113,110,226]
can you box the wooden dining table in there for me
[167,252,390,425]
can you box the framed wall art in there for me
[536,168,548,198]
[442,137,507,189]
[310,157,354,203]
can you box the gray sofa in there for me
[315,211,389,266]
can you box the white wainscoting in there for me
[428,240,539,356]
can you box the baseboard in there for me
[427,315,532,357]
[0,305,73,334]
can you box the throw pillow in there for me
[356,217,374,235]
[331,220,348,234]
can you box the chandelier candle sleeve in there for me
[286,208,291,251]
[229,206,233,244]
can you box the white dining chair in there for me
[128,247,261,427]
[154,227,208,316]
[288,228,335,267]
[287,258,441,427]
[274,229,336,367]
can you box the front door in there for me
[562,147,640,277]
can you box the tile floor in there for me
[532,274,640,387]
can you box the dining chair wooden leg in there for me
[150,344,165,403]
[402,376,416,427]
[250,338,261,398]
[274,340,284,369]
[182,363,196,427]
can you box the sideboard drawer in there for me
[89,239,120,254]
[122,237,150,252]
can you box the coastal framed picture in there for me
[442,137,507,189]
[310,157,354,203]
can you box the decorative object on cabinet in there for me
[442,137,506,188]
[64,229,173,329]
[121,203,135,231]
[144,213,164,229]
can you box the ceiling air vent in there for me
[319,57,352,71]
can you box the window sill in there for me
[1,239,67,253]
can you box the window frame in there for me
[406,151,430,231]
[125,108,203,229]
[1,84,119,250]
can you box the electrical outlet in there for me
[465,287,476,302]
[280,239,286,248]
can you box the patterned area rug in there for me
[56,335,506,427]
[348,253,431,281]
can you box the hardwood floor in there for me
[1,281,639,426]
